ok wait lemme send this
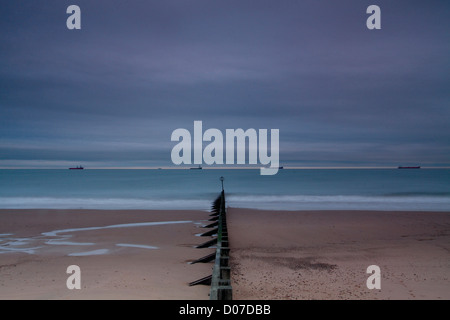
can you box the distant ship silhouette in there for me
[69,166,84,170]
[398,166,420,169]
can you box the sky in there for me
[1,0,449,168]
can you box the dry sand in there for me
[0,209,214,300]
[227,208,450,300]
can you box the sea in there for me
[0,169,449,211]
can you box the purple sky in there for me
[1,0,449,168]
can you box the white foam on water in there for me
[0,221,194,256]
[0,197,211,210]
[45,240,95,246]
[42,220,193,237]
[0,246,42,255]
[68,249,109,256]
[4,239,31,246]
[116,243,158,250]
[227,194,450,211]
[2,194,449,211]
[0,235,39,254]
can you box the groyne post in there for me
[210,190,232,300]
[189,182,232,300]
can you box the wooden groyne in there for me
[189,190,232,300]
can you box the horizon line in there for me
[1,166,450,170]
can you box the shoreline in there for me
[1,209,449,299]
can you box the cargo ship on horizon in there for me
[69,166,84,170]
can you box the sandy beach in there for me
[228,208,450,300]
[1,208,449,300]
[0,209,213,300]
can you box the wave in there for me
[1,194,449,211]
[227,194,450,211]
[383,192,450,197]
[0,197,211,210]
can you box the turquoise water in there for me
[0,169,449,211]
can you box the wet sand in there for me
[0,209,213,299]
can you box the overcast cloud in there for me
[1,0,449,168]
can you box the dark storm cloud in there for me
[0,0,449,168]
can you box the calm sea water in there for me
[0,169,449,211]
